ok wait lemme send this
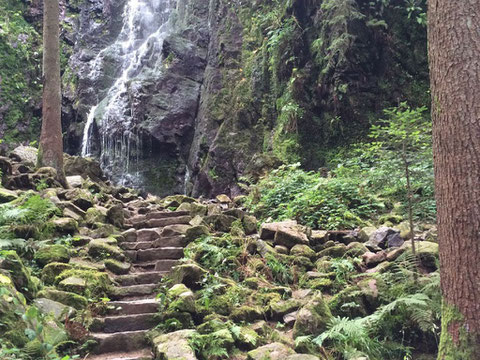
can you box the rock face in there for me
[56,0,428,197]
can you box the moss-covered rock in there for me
[185,225,209,242]
[268,299,302,320]
[316,244,347,259]
[55,269,112,297]
[231,305,263,322]
[293,293,332,338]
[41,262,73,284]
[50,217,78,235]
[290,244,316,260]
[88,238,124,261]
[34,245,70,266]
[104,259,131,275]
[85,206,108,225]
[153,329,197,360]
[0,188,18,203]
[37,288,88,309]
[168,284,196,313]
[234,326,260,350]
[0,250,38,299]
[171,262,207,289]
[247,342,295,360]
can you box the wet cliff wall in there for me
[0,0,428,197]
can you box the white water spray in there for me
[81,0,172,185]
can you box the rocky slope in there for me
[1,0,428,197]
[0,147,439,359]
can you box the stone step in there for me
[137,247,184,262]
[132,215,192,229]
[146,210,190,220]
[110,284,157,299]
[132,260,179,272]
[120,236,187,250]
[107,298,159,315]
[91,313,158,333]
[114,271,166,286]
[89,330,149,354]
[86,349,152,360]
[155,259,179,271]
[136,228,162,242]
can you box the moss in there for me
[55,268,112,297]
[437,301,480,359]
[41,262,73,285]
[88,238,124,260]
[0,250,38,299]
[37,288,88,310]
[34,245,71,266]
[104,259,131,275]
[231,305,263,323]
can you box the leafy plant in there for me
[188,331,229,359]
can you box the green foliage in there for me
[329,104,435,221]
[184,235,242,279]
[0,284,72,360]
[188,331,229,359]
[265,253,292,285]
[246,163,382,229]
[0,194,60,241]
[0,0,42,144]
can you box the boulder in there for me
[41,262,73,284]
[290,244,316,260]
[293,293,332,338]
[58,276,87,294]
[275,245,289,255]
[37,288,88,309]
[317,244,347,258]
[34,245,70,266]
[345,242,369,257]
[50,217,78,235]
[0,156,12,176]
[0,188,18,203]
[310,230,328,245]
[231,305,263,322]
[269,299,302,320]
[185,225,209,242]
[402,241,439,270]
[153,329,197,360]
[33,298,75,320]
[168,284,196,313]
[243,215,258,235]
[216,194,232,203]
[107,204,125,228]
[171,262,207,289]
[85,206,108,225]
[274,226,309,248]
[10,146,37,166]
[362,251,387,267]
[386,233,404,248]
[357,226,377,242]
[0,250,38,299]
[66,175,83,188]
[64,156,105,183]
[88,239,124,261]
[256,239,275,257]
[204,214,237,232]
[260,220,297,240]
[287,355,321,360]
[104,259,131,275]
[365,227,398,249]
[247,343,295,360]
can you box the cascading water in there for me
[81,0,173,187]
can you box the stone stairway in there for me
[86,210,192,360]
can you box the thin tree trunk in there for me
[38,0,67,187]
[428,0,480,358]
[402,141,417,280]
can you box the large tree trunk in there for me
[38,0,67,186]
[428,1,480,358]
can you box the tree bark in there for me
[428,0,480,358]
[38,0,67,186]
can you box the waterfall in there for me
[81,0,173,186]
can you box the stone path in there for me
[86,210,192,360]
